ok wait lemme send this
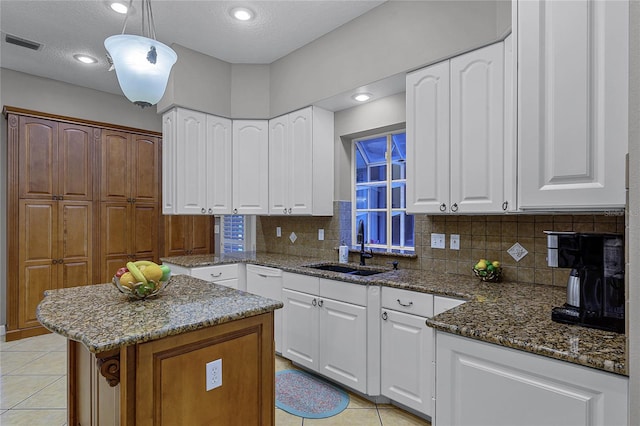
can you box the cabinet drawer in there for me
[190,264,239,282]
[283,272,319,294]
[319,278,367,306]
[382,287,433,317]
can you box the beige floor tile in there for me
[0,339,23,351]
[347,392,377,409]
[304,408,381,425]
[8,351,67,376]
[14,376,67,409]
[378,407,431,426]
[0,408,67,426]
[0,351,47,375]
[4,334,66,352]
[0,375,60,409]
[276,356,295,372]
[275,407,303,425]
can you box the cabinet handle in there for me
[502,201,509,211]
[318,299,324,307]
[439,203,446,212]
[381,311,388,321]
[201,208,206,214]
[233,209,238,214]
[131,198,136,203]
[52,195,57,201]
[210,272,223,278]
[208,208,213,214]
[397,299,413,308]
[58,195,63,201]
[127,198,131,203]
[312,298,317,307]
[58,259,63,264]
[52,259,58,264]
[450,203,458,212]
[283,208,287,214]
[288,208,292,214]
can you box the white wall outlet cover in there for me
[206,359,222,391]
[431,233,446,249]
[508,242,529,262]
[214,224,220,234]
[289,232,297,244]
[318,229,324,240]
[450,234,460,250]
[276,226,281,237]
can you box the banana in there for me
[134,260,156,267]
[126,261,148,284]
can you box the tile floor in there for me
[1,333,431,426]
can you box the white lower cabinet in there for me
[435,332,628,426]
[380,288,434,416]
[161,262,244,290]
[246,264,283,354]
[282,273,368,393]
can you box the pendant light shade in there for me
[105,35,176,107]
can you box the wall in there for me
[0,68,163,329]
[230,64,270,119]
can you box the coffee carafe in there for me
[545,231,625,333]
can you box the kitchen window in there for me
[353,131,414,252]
[220,215,255,253]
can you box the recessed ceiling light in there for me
[352,93,372,102]
[110,2,128,14]
[231,7,254,21]
[74,54,98,64]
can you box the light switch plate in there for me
[450,234,460,250]
[318,229,324,241]
[276,227,281,237]
[431,233,445,249]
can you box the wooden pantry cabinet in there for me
[3,107,186,340]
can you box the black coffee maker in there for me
[545,231,625,333]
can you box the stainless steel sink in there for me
[305,263,386,276]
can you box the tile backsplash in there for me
[256,202,624,287]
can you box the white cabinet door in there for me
[288,107,313,215]
[450,42,505,213]
[282,288,319,371]
[406,60,450,214]
[318,297,367,393]
[206,115,232,215]
[268,115,289,215]
[246,265,283,354]
[175,108,208,215]
[381,309,433,416]
[517,0,628,210]
[435,332,628,426]
[232,120,269,215]
[162,109,177,214]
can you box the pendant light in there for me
[105,0,177,108]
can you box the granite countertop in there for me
[36,274,283,354]
[162,253,627,376]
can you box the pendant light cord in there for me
[120,0,157,40]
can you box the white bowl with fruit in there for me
[472,259,502,282]
[112,261,171,299]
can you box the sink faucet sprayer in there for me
[357,220,373,266]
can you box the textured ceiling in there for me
[0,0,385,97]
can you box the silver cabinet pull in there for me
[210,272,223,278]
[288,208,292,214]
[502,201,509,211]
[283,208,287,214]
[381,311,388,320]
[451,203,458,212]
[201,208,206,214]
[318,299,324,307]
[233,208,238,214]
[312,298,317,306]
[208,208,213,214]
[439,203,446,212]
[397,299,413,307]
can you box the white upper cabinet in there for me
[232,120,269,215]
[161,108,231,215]
[269,106,334,216]
[407,40,510,214]
[517,0,628,210]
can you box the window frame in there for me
[219,215,256,253]
[351,130,414,253]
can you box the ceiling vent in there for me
[4,33,42,51]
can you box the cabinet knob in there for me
[233,209,238,214]
[127,198,131,203]
[381,311,388,321]
[208,208,213,214]
[201,208,206,214]
[318,299,324,307]
[58,195,63,201]
[288,208,292,214]
[502,201,509,211]
[52,259,58,264]
[131,198,136,203]
[312,298,317,307]
[451,203,458,212]
[439,203,447,212]
[283,208,287,214]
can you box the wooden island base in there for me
[68,312,275,426]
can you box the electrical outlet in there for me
[431,233,446,249]
[318,229,324,241]
[206,359,222,391]
[276,227,281,237]
[450,234,460,250]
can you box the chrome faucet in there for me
[357,220,373,266]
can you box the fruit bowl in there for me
[112,275,171,299]
[472,266,502,283]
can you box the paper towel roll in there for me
[339,245,349,263]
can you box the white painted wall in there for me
[269,1,501,116]
[333,92,406,201]
[0,68,162,328]
[230,64,270,119]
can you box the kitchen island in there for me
[36,274,283,426]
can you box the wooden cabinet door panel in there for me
[59,201,92,286]
[20,264,55,329]
[131,203,158,261]
[100,130,130,201]
[164,215,188,257]
[100,203,130,282]
[60,261,92,289]
[19,117,58,199]
[58,123,94,201]
[190,215,212,254]
[131,134,159,203]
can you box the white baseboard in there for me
[0,324,6,337]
